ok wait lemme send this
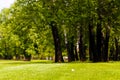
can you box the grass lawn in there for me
[0,60,120,80]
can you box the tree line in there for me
[0,0,120,62]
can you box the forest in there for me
[0,0,120,62]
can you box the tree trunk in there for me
[96,19,102,62]
[74,46,79,61]
[66,42,71,62]
[70,40,75,61]
[103,26,110,62]
[66,41,75,62]
[96,0,105,62]
[50,21,64,62]
[79,29,86,61]
[89,19,96,62]
[109,45,115,60]
[114,37,119,61]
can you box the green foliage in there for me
[0,0,120,61]
[0,0,56,59]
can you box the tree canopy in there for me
[0,0,120,62]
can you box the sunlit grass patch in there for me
[0,60,120,80]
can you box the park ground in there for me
[0,60,120,80]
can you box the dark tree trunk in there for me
[79,29,86,61]
[66,42,71,62]
[70,40,75,61]
[74,46,79,61]
[96,0,105,62]
[89,19,96,62]
[114,37,119,61]
[50,21,64,63]
[103,26,110,62]
[109,45,115,60]
[96,20,102,62]
[66,41,75,62]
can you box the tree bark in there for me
[70,39,75,61]
[50,21,64,62]
[89,19,96,62]
[79,28,86,61]
[109,45,115,60]
[96,19,102,62]
[96,0,103,61]
[103,26,110,62]
[66,40,75,62]
[66,42,71,62]
[114,37,119,61]
[74,46,79,61]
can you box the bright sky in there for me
[0,0,15,11]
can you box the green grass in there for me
[0,60,120,80]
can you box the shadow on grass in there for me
[0,60,118,65]
[0,60,54,64]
